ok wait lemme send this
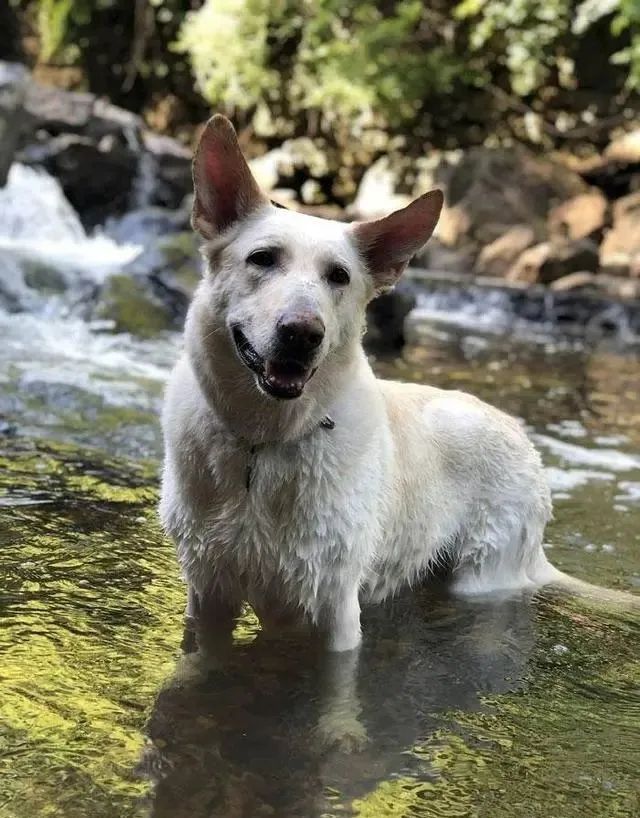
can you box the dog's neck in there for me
[186,315,366,446]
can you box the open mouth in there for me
[231,326,314,400]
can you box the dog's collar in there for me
[245,414,335,491]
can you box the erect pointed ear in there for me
[192,114,269,239]
[351,190,443,293]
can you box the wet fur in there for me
[159,117,582,657]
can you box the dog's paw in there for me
[316,711,369,754]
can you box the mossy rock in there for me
[22,260,67,294]
[94,274,173,338]
[157,232,201,298]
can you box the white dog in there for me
[160,115,575,654]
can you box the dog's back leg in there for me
[449,499,558,595]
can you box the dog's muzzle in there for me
[231,326,318,400]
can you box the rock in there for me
[249,148,285,192]
[548,190,608,242]
[32,134,138,228]
[24,82,95,133]
[142,131,192,209]
[349,156,411,219]
[249,138,336,204]
[149,232,202,320]
[475,226,536,277]
[435,147,587,249]
[413,237,474,275]
[88,99,143,143]
[599,191,640,276]
[537,239,599,285]
[506,243,550,285]
[0,62,29,186]
[365,280,417,349]
[604,129,640,164]
[549,271,597,292]
[577,136,640,200]
[104,212,201,324]
[507,239,599,285]
[93,274,174,338]
[105,205,191,247]
[349,151,456,220]
[595,275,640,300]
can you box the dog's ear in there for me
[192,115,269,238]
[352,190,443,292]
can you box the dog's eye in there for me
[247,249,277,267]
[326,264,350,287]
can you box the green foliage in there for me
[611,0,640,88]
[37,0,75,60]
[20,0,640,147]
[177,0,463,131]
[456,0,574,96]
[177,0,638,142]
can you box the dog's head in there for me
[189,115,442,403]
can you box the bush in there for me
[177,0,638,147]
[13,0,640,150]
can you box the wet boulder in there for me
[365,280,417,350]
[143,132,192,210]
[0,62,29,187]
[23,82,95,134]
[26,134,139,229]
[93,274,175,338]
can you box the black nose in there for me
[276,314,325,357]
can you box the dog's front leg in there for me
[316,643,367,752]
[183,583,241,656]
[327,584,362,653]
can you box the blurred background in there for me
[2,0,640,331]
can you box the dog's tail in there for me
[541,560,640,609]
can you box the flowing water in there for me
[0,167,639,818]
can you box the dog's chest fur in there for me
[165,418,387,619]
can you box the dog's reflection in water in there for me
[139,587,537,818]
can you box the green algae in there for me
[352,597,640,818]
[157,232,201,296]
[94,275,173,339]
[0,439,184,818]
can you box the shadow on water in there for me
[139,589,538,818]
[139,584,640,818]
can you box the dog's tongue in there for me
[265,360,309,397]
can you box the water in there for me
[1,170,639,818]
[0,165,140,316]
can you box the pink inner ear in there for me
[354,190,443,286]
[193,115,267,236]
